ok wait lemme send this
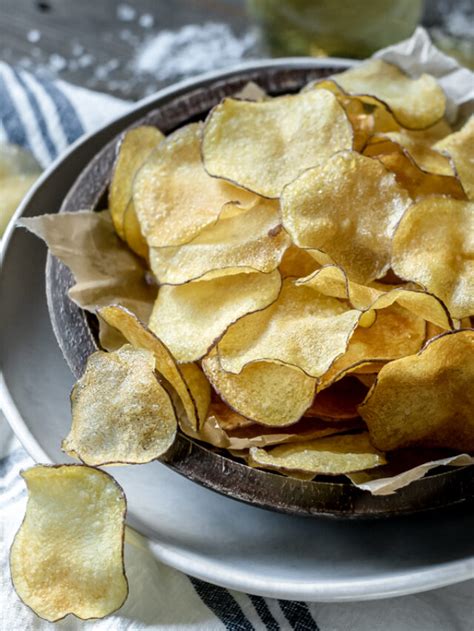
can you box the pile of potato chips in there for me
[12,59,474,621]
[88,58,473,478]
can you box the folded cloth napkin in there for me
[0,62,473,631]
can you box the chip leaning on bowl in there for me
[17,58,474,621]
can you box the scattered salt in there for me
[78,53,94,68]
[134,22,258,80]
[49,54,67,72]
[117,3,136,22]
[72,43,85,57]
[139,13,154,29]
[27,29,41,43]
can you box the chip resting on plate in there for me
[109,125,164,256]
[63,345,177,465]
[149,199,289,284]
[217,278,361,378]
[10,465,127,622]
[202,90,353,198]
[332,59,446,129]
[99,305,207,430]
[359,330,474,451]
[133,122,257,247]
[249,433,386,475]
[202,349,316,426]
[281,151,411,283]
[392,197,474,319]
[149,270,282,362]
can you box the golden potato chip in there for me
[109,126,163,243]
[392,197,474,319]
[149,199,289,284]
[319,303,426,388]
[202,90,353,198]
[367,130,454,176]
[372,151,466,200]
[149,270,281,363]
[202,350,316,426]
[281,151,411,283]
[98,305,202,430]
[278,244,320,279]
[248,433,386,475]
[360,330,474,451]
[354,373,378,389]
[10,465,127,622]
[179,363,211,426]
[307,79,400,149]
[122,200,148,259]
[434,116,474,199]
[133,123,257,247]
[306,376,368,420]
[63,345,177,465]
[217,278,361,378]
[299,265,452,330]
[332,59,446,129]
[208,400,255,431]
[199,402,359,450]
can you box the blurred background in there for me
[1,0,473,100]
[0,0,473,235]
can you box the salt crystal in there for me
[78,54,94,68]
[139,13,154,29]
[49,54,67,72]
[27,29,41,43]
[117,3,136,22]
[72,43,85,57]
[134,23,258,80]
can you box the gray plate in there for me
[2,59,474,600]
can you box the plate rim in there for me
[2,56,474,601]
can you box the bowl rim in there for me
[3,56,473,521]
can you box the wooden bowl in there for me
[46,60,474,518]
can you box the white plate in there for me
[1,60,474,602]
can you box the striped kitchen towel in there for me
[1,62,473,631]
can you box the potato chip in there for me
[434,116,474,199]
[202,350,316,426]
[299,265,453,330]
[392,197,474,319]
[202,90,353,198]
[249,433,386,475]
[217,278,361,378]
[281,151,411,283]
[133,123,257,247]
[319,303,426,388]
[306,376,368,419]
[307,79,399,150]
[149,270,281,363]
[366,130,454,176]
[332,59,446,129]
[359,330,474,451]
[63,345,177,465]
[98,305,202,430]
[179,363,211,426]
[122,200,148,259]
[278,244,320,279]
[149,199,289,284]
[10,465,127,622]
[372,151,466,200]
[109,126,163,244]
[199,402,359,450]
